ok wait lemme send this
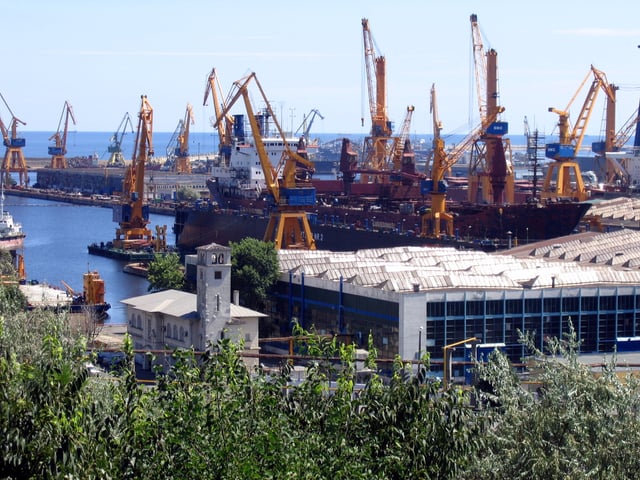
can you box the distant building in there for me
[123,243,266,372]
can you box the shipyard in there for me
[1,2,640,476]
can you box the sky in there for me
[1,0,639,140]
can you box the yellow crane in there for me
[204,66,233,164]
[0,92,28,187]
[167,103,195,173]
[467,13,513,205]
[48,100,76,169]
[107,112,134,168]
[544,65,616,201]
[421,84,500,238]
[214,72,316,250]
[113,95,166,251]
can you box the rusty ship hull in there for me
[174,199,591,253]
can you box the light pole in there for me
[526,226,529,244]
[507,230,512,249]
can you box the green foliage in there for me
[230,238,279,310]
[468,322,640,479]
[6,310,640,478]
[146,253,185,292]
[176,186,200,202]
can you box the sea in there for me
[10,130,544,161]
[4,170,176,326]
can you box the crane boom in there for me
[214,72,316,249]
[48,101,76,169]
[204,67,233,163]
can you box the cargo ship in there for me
[0,181,25,251]
[173,122,591,253]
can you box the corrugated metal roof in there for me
[278,230,640,293]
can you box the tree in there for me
[230,238,279,310]
[176,186,200,202]
[146,253,185,292]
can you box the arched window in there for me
[173,325,178,339]
[166,323,172,338]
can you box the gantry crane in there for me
[544,65,616,201]
[204,66,233,164]
[107,112,134,167]
[295,109,324,139]
[467,13,513,205]
[0,92,28,187]
[214,72,317,250]
[166,103,195,173]
[112,95,166,251]
[48,101,76,169]
[421,84,501,238]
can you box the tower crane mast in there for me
[48,101,76,169]
[0,92,28,187]
[361,18,393,179]
[467,13,513,205]
[167,103,195,173]
[214,72,316,250]
[107,112,134,167]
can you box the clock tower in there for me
[196,243,232,349]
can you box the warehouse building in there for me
[266,229,640,365]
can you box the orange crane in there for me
[107,112,134,167]
[214,72,316,250]
[544,65,616,201]
[167,103,195,173]
[421,84,500,238]
[48,100,76,169]
[467,13,513,205]
[0,92,28,187]
[112,95,166,251]
[204,66,233,164]
[361,18,393,182]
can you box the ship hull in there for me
[174,201,591,253]
[0,235,25,251]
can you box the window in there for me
[215,271,222,280]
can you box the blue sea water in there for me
[4,172,176,326]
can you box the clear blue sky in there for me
[1,0,639,139]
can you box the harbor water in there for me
[4,185,175,326]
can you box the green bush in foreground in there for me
[2,300,640,479]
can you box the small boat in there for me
[20,270,111,318]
